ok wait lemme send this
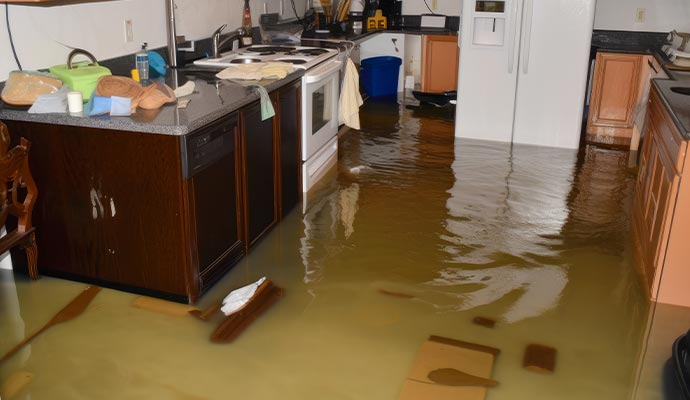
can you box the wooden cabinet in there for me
[185,113,245,296]
[3,78,302,303]
[586,52,649,147]
[275,80,301,219]
[631,84,689,306]
[420,35,459,93]
[240,101,278,251]
[2,120,193,300]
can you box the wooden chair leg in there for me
[21,232,39,280]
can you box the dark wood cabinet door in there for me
[3,120,190,299]
[186,114,245,297]
[278,81,301,218]
[241,101,278,249]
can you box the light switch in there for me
[124,20,134,42]
[635,8,646,23]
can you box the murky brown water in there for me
[0,95,662,399]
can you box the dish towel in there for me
[253,85,275,121]
[221,277,267,316]
[339,57,363,130]
[216,62,295,81]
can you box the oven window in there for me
[311,83,333,135]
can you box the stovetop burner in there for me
[244,46,296,53]
[194,45,338,70]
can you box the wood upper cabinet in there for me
[420,35,459,93]
[586,52,648,147]
[631,85,689,306]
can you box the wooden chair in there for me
[0,121,39,279]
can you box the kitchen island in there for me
[0,69,304,303]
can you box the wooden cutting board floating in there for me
[0,286,101,364]
[398,335,500,400]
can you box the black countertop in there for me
[0,68,304,136]
[653,79,690,139]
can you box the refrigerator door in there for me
[455,0,524,143]
[511,0,595,149]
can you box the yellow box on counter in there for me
[367,10,387,30]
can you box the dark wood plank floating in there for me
[0,286,101,364]
[472,316,497,329]
[523,344,557,374]
[427,368,498,387]
[428,335,501,356]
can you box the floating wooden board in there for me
[398,335,500,400]
[472,316,496,328]
[523,344,557,374]
[132,296,199,317]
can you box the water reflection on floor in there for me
[0,96,664,399]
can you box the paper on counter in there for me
[28,86,69,114]
[173,81,195,98]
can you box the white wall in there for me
[594,0,690,32]
[402,0,460,17]
[0,0,307,81]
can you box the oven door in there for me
[302,58,342,161]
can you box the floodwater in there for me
[0,95,674,399]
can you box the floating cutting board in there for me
[399,335,500,400]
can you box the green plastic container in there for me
[49,49,111,101]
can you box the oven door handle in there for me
[303,60,342,83]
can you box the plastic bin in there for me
[360,56,402,97]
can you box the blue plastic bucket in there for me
[360,56,402,97]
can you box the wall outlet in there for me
[635,8,646,23]
[431,0,437,11]
[124,20,134,42]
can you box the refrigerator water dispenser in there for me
[471,0,507,46]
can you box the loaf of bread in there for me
[1,72,63,106]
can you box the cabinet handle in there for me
[648,59,659,74]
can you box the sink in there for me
[670,87,690,96]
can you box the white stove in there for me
[195,44,343,197]
[193,45,338,70]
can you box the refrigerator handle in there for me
[521,0,534,74]
[507,0,520,74]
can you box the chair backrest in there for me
[0,121,38,233]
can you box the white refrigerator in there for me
[455,0,596,149]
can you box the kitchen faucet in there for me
[212,24,246,59]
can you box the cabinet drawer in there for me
[648,89,687,173]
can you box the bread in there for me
[1,72,63,106]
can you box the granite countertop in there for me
[0,68,304,136]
